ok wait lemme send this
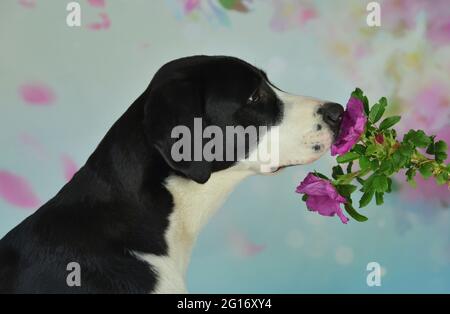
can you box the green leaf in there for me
[352,144,366,155]
[351,88,363,100]
[346,161,353,174]
[313,172,330,180]
[399,142,414,157]
[344,203,368,222]
[365,144,382,157]
[436,152,448,163]
[379,159,393,174]
[362,173,376,193]
[369,97,387,123]
[218,0,237,9]
[392,150,407,169]
[436,172,448,185]
[370,159,379,171]
[351,88,369,115]
[375,192,384,205]
[337,152,360,164]
[386,177,393,193]
[336,184,357,198]
[302,194,309,202]
[419,163,433,179]
[426,142,435,155]
[435,140,448,162]
[356,177,365,185]
[435,140,448,153]
[332,165,344,180]
[359,190,374,208]
[379,116,401,130]
[359,156,371,170]
[404,130,432,148]
[362,96,370,116]
[405,168,417,187]
[372,175,389,193]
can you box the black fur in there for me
[0,56,283,293]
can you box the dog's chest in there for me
[139,170,250,293]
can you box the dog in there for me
[0,56,343,293]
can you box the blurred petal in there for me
[0,171,39,209]
[19,82,55,106]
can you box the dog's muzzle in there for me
[318,102,344,139]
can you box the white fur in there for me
[138,88,334,293]
[137,166,253,293]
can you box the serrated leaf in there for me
[379,116,401,130]
[337,152,360,163]
[344,203,368,222]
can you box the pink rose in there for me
[296,173,349,224]
[331,97,367,156]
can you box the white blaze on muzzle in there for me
[243,87,336,173]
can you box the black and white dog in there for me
[0,56,343,293]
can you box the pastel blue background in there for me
[1,0,449,293]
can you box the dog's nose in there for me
[319,102,344,135]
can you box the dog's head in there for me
[144,56,343,183]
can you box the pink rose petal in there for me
[61,154,78,182]
[19,82,55,106]
[296,173,348,224]
[331,97,367,156]
[0,170,40,209]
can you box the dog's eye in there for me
[247,91,261,104]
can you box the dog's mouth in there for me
[272,163,300,173]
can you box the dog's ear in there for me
[143,78,212,184]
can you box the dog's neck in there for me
[163,168,252,275]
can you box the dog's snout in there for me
[318,102,344,135]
